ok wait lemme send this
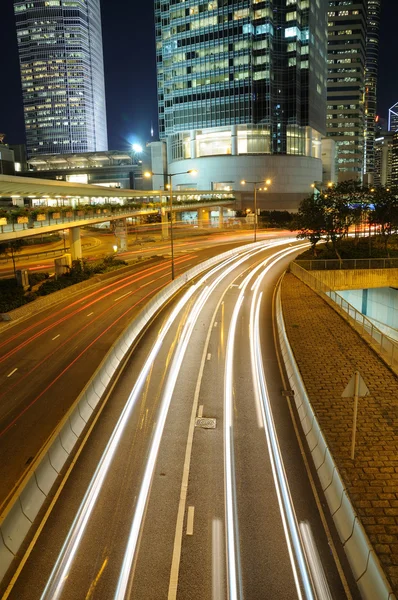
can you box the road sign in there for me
[342,372,370,398]
[342,371,370,460]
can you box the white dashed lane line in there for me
[52,334,60,341]
[7,368,18,378]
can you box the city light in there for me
[132,143,143,153]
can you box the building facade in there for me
[327,0,367,182]
[364,0,381,181]
[154,0,329,210]
[14,0,108,157]
[388,102,398,132]
[374,132,393,188]
[22,150,151,190]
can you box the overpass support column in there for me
[120,219,128,251]
[218,207,224,229]
[161,207,169,240]
[198,208,210,229]
[69,227,82,261]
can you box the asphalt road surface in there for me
[0,232,288,510]
[3,240,359,600]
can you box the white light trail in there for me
[41,240,285,600]
[248,243,326,600]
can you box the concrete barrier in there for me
[0,240,268,584]
[275,281,396,600]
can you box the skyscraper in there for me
[388,102,398,132]
[153,0,328,208]
[364,0,381,180]
[14,0,108,157]
[327,1,367,182]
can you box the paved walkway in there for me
[281,273,398,594]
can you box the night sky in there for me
[0,1,397,150]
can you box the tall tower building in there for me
[327,1,367,182]
[388,102,398,132]
[14,0,108,157]
[154,0,328,209]
[364,0,381,180]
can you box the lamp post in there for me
[144,169,198,280]
[240,178,271,242]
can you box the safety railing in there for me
[295,258,398,271]
[290,262,398,374]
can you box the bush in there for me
[28,271,49,286]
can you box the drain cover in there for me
[195,417,216,429]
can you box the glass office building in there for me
[364,0,381,180]
[14,0,108,157]
[154,0,328,205]
[327,1,367,182]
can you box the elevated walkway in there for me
[0,175,235,242]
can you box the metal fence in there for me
[295,258,398,271]
[290,262,398,374]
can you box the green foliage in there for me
[261,210,294,228]
[28,271,49,286]
[0,278,35,312]
[36,256,127,296]
[295,182,398,259]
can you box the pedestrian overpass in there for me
[0,175,236,258]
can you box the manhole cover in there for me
[195,417,216,429]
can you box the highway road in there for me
[2,240,359,600]
[0,232,288,511]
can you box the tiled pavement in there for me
[281,273,398,593]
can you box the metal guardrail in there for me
[296,258,398,271]
[291,262,398,374]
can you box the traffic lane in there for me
[257,256,359,598]
[0,256,177,365]
[0,258,198,508]
[4,274,200,600]
[0,256,192,422]
[230,282,299,599]
[4,241,298,597]
[128,276,229,600]
[130,247,298,599]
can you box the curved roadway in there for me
[3,240,359,600]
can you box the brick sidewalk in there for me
[281,272,398,593]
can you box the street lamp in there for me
[144,169,198,280]
[240,178,272,242]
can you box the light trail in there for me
[247,242,332,600]
[38,239,299,600]
[0,255,195,356]
[39,244,271,600]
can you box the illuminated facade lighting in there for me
[14,0,108,157]
[326,0,368,182]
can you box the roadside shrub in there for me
[28,271,49,286]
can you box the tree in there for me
[293,195,326,256]
[0,239,27,278]
[367,188,398,256]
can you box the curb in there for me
[0,241,265,584]
[275,279,396,600]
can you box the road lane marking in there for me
[212,519,225,600]
[52,334,60,341]
[114,291,132,301]
[197,405,203,418]
[186,506,195,535]
[207,353,211,361]
[7,368,18,378]
[87,312,94,317]
[214,321,218,327]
